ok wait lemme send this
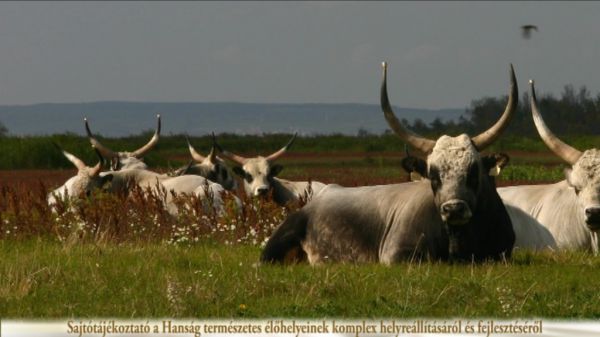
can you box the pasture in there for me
[2,241,600,318]
[0,134,598,318]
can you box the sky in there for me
[0,1,599,109]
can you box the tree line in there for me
[399,84,600,137]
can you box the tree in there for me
[357,127,371,137]
[0,120,7,137]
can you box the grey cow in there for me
[178,137,238,191]
[261,62,518,264]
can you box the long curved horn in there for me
[266,133,297,162]
[380,62,436,154]
[470,64,518,150]
[186,136,205,162]
[530,80,582,165]
[131,114,161,158]
[84,117,118,159]
[213,136,248,165]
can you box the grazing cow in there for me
[84,115,161,170]
[261,62,517,264]
[216,134,326,206]
[47,148,233,216]
[167,137,237,191]
[499,80,599,253]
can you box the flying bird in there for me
[521,25,538,39]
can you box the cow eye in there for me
[245,173,253,183]
[428,167,441,192]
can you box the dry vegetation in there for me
[0,180,305,247]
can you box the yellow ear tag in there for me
[489,165,502,177]
[410,172,423,181]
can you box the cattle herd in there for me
[48,62,600,265]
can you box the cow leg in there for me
[260,211,308,264]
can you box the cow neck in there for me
[270,177,297,206]
[544,180,593,251]
[448,176,515,262]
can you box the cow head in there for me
[217,135,296,198]
[181,136,237,190]
[84,114,161,170]
[382,62,516,227]
[57,147,113,199]
[529,80,600,231]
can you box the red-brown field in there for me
[0,150,562,191]
[2,150,557,245]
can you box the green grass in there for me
[498,165,566,183]
[2,133,600,170]
[2,239,600,318]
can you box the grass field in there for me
[2,240,600,318]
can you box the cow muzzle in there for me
[440,200,472,226]
[254,186,269,197]
[584,207,600,231]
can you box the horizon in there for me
[0,99,465,111]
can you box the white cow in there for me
[84,115,161,170]
[216,135,326,206]
[499,80,597,253]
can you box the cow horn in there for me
[530,80,582,165]
[380,62,436,154]
[84,117,118,159]
[214,136,249,165]
[59,148,87,171]
[207,145,217,163]
[131,114,161,158]
[186,136,205,162]
[470,64,518,150]
[266,133,297,162]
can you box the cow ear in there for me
[564,168,576,187]
[401,156,427,180]
[232,166,245,178]
[564,168,583,195]
[483,153,510,176]
[270,164,284,177]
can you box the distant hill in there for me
[0,101,464,137]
